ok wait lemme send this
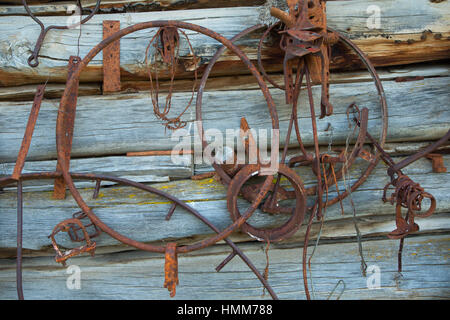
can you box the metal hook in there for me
[22,0,102,67]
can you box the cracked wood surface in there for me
[0,154,448,254]
[0,234,448,299]
[0,0,448,86]
[0,75,448,161]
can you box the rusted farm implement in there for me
[2,0,448,300]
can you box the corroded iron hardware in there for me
[22,0,102,67]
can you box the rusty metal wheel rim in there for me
[0,172,278,299]
[255,26,389,207]
[227,164,307,242]
[56,21,278,255]
[195,23,388,231]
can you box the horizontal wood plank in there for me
[2,62,447,102]
[0,1,448,86]
[0,75,448,162]
[0,0,265,15]
[0,234,448,299]
[0,154,193,191]
[0,154,448,252]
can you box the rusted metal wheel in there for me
[227,164,307,242]
[257,26,389,208]
[56,20,280,255]
[0,172,278,299]
[196,24,388,222]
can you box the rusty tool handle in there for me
[388,129,450,176]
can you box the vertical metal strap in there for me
[103,20,121,93]
[12,85,45,180]
[17,179,24,300]
[164,242,179,298]
[53,56,80,199]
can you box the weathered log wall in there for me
[0,0,449,300]
[0,0,449,86]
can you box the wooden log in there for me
[0,154,448,252]
[1,63,447,101]
[0,83,101,101]
[120,63,450,95]
[0,1,448,86]
[0,154,193,191]
[0,75,448,162]
[0,0,265,15]
[0,234,448,299]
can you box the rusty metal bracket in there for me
[103,20,121,93]
[164,242,179,297]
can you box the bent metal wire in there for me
[4,20,280,300]
[22,0,102,67]
[5,0,445,300]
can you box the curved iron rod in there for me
[23,0,102,67]
[0,172,278,300]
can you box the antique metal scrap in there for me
[22,0,102,67]
[144,26,200,130]
[4,0,447,300]
[3,19,280,300]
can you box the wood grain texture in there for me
[0,1,448,86]
[0,75,448,162]
[1,63,447,101]
[0,234,448,299]
[0,0,265,15]
[0,154,192,190]
[0,154,448,253]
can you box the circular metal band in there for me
[227,164,307,242]
[56,21,278,254]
